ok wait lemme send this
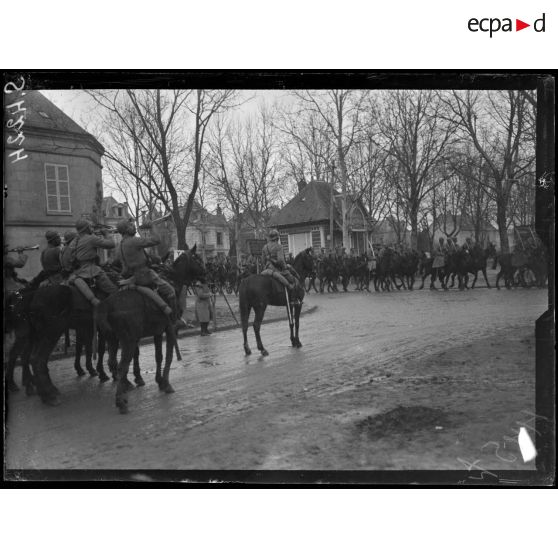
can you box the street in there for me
[6,286,547,471]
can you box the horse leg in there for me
[107,337,119,381]
[74,331,86,377]
[471,271,478,289]
[96,332,110,382]
[133,346,144,387]
[83,324,97,377]
[240,302,252,356]
[21,337,36,396]
[31,333,63,406]
[115,341,136,414]
[482,267,491,288]
[293,303,303,348]
[154,334,164,387]
[6,337,22,392]
[158,328,175,394]
[253,304,268,356]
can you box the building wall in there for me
[4,132,103,279]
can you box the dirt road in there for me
[5,286,547,472]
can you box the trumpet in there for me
[7,245,40,252]
[92,223,118,234]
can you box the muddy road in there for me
[5,286,547,471]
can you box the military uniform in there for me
[261,233,296,289]
[194,281,213,335]
[4,251,28,293]
[63,231,117,295]
[115,226,178,319]
[432,241,447,269]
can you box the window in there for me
[116,207,123,217]
[216,232,223,246]
[45,164,71,213]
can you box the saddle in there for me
[117,277,172,317]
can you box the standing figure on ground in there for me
[194,279,213,336]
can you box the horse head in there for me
[172,244,206,286]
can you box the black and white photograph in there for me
[3,72,555,484]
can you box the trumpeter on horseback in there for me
[113,218,183,329]
[29,230,64,289]
[4,244,29,294]
[261,229,297,293]
[61,218,118,306]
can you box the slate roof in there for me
[270,181,342,227]
[4,90,104,154]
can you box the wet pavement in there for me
[5,285,547,471]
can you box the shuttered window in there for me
[45,164,71,213]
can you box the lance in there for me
[222,290,240,326]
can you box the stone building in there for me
[146,202,231,262]
[4,90,104,279]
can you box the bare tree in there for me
[293,90,369,248]
[439,90,535,253]
[378,90,458,250]
[88,89,238,249]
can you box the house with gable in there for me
[269,180,372,256]
[4,90,105,279]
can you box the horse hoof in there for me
[116,403,129,415]
[88,369,98,377]
[163,384,175,394]
[244,348,252,356]
[98,372,110,383]
[261,349,269,357]
[25,384,36,396]
[75,369,86,377]
[42,394,61,406]
[134,376,146,387]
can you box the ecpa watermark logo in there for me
[468,13,546,37]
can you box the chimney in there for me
[216,204,222,215]
[297,178,307,193]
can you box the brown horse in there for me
[239,249,313,356]
[96,247,205,414]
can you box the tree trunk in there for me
[409,211,418,251]
[496,198,510,254]
[338,149,350,250]
[175,218,187,251]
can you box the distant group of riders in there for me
[184,234,549,296]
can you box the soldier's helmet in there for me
[116,219,131,235]
[64,231,77,243]
[75,219,92,233]
[268,229,279,240]
[45,230,60,242]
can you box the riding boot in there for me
[200,322,211,336]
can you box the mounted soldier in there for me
[61,218,118,306]
[29,230,64,289]
[4,245,30,294]
[261,229,296,292]
[114,218,183,328]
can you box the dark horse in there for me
[5,288,36,395]
[239,249,313,356]
[96,247,205,414]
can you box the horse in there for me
[239,249,313,356]
[97,247,206,414]
[5,288,36,395]
[464,245,491,288]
